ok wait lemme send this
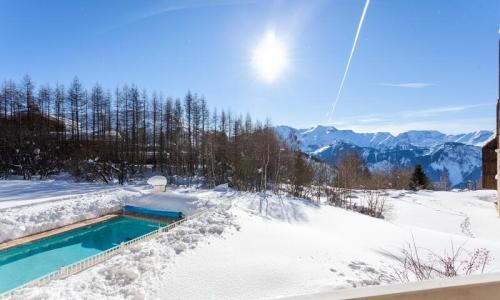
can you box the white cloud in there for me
[377,82,434,89]
[330,102,496,134]
[401,102,495,118]
[340,102,495,123]
[103,1,256,34]
[338,118,494,135]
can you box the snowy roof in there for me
[147,176,167,186]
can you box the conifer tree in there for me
[409,164,431,190]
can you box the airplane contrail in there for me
[330,0,371,117]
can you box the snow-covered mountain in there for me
[394,130,493,148]
[275,125,493,187]
[276,125,493,150]
[275,125,395,150]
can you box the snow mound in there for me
[0,188,141,243]
[213,183,229,192]
[147,176,167,186]
[126,191,199,216]
[0,179,121,209]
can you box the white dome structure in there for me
[147,175,167,192]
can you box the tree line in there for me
[0,75,314,196]
[0,75,435,200]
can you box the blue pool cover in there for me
[124,205,183,219]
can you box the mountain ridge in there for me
[275,125,493,149]
[275,125,493,188]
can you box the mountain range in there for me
[275,125,494,188]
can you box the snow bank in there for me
[0,184,145,243]
[126,191,200,216]
[213,183,229,192]
[0,179,120,209]
[146,176,167,186]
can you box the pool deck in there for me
[0,214,119,252]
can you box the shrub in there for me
[394,237,492,282]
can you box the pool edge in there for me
[0,214,120,252]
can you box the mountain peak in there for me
[275,125,493,149]
[302,125,338,135]
[274,124,491,188]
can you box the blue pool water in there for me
[0,216,166,293]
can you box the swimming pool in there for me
[0,216,166,293]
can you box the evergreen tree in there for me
[409,164,431,191]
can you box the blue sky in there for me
[0,0,499,134]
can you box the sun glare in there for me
[252,31,288,83]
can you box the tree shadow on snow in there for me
[242,192,320,223]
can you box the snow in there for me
[5,184,500,300]
[126,191,199,216]
[311,145,333,156]
[146,176,167,186]
[386,190,499,239]
[213,183,229,192]
[0,182,146,243]
[369,160,394,171]
[0,179,122,209]
[428,143,481,186]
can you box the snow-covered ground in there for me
[0,179,123,209]
[2,181,500,299]
[0,180,148,243]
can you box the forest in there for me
[0,76,429,200]
[0,76,317,193]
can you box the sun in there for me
[251,31,288,83]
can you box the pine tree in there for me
[409,164,431,191]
